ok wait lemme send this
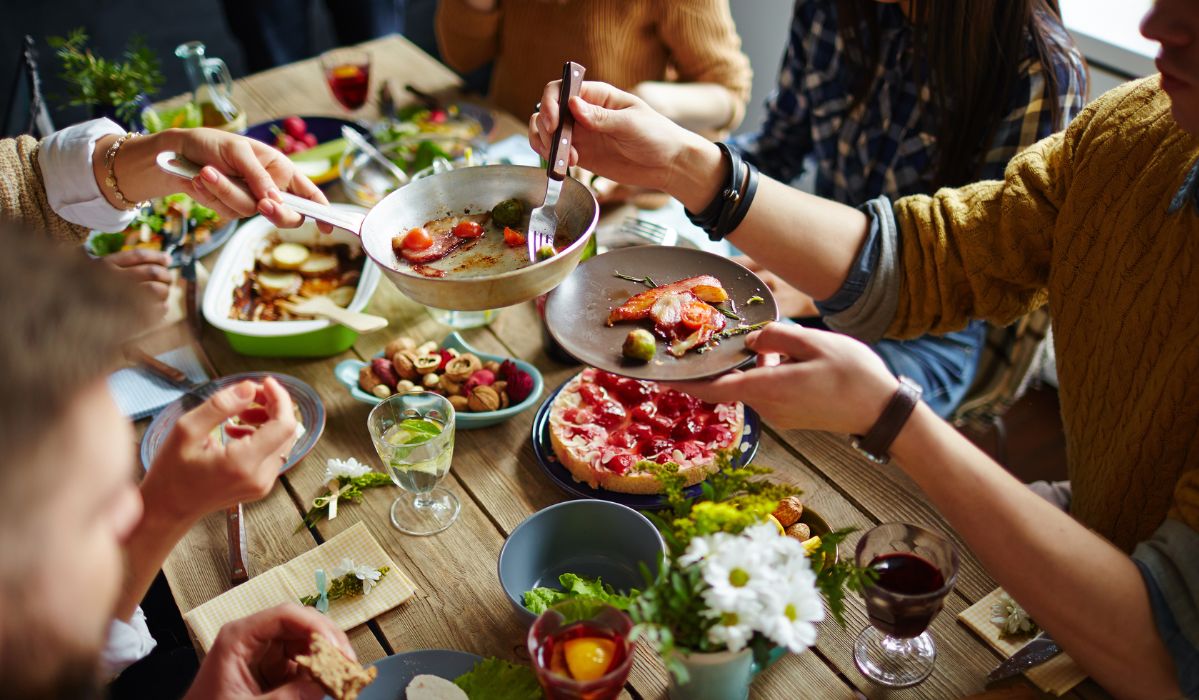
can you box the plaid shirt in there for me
[735,0,1087,202]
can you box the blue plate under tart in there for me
[530,373,761,510]
[139,371,326,475]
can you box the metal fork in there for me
[614,217,678,248]
[528,60,586,262]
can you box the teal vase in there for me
[668,646,788,700]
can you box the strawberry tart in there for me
[548,368,745,494]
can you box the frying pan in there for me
[157,154,599,311]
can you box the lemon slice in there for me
[801,535,822,555]
[768,515,786,536]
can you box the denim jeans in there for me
[870,321,986,418]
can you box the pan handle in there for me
[155,151,367,234]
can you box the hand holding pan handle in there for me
[155,151,367,234]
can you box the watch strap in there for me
[852,376,922,464]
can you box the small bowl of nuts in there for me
[333,331,544,430]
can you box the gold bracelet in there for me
[103,132,148,210]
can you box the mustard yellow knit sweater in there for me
[435,0,752,128]
[891,77,1199,551]
[0,135,87,243]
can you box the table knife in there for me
[226,504,249,586]
[181,212,201,338]
[987,632,1061,682]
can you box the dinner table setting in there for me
[118,34,1116,700]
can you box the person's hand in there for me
[529,80,708,194]
[141,377,298,522]
[171,128,332,232]
[101,249,172,310]
[670,323,899,435]
[184,604,354,700]
[733,256,819,318]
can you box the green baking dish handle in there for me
[223,325,360,357]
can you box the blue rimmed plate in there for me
[326,649,483,700]
[332,332,544,430]
[530,373,761,509]
[139,372,326,474]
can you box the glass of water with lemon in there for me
[368,391,459,535]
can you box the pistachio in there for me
[384,336,417,358]
[392,350,420,380]
[493,381,507,396]
[396,379,416,394]
[416,340,438,356]
[449,395,470,412]
[468,385,501,412]
[483,360,502,374]
[422,372,441,388]
[414,355,441,375]
[498,390,510,409]
[444,354,483,382]
[371,384,392,398]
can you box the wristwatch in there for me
[851,376,923,464]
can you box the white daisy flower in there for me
[758,583,824,654]
[332,557,384,595]
[707,610,756,652]
[325,457,371,482]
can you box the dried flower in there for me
[991,592,1038,637]
[505,368,535,404]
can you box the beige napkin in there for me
[184,522,416,651]
[958,588,1086,695]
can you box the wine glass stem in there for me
[412,493,435,510]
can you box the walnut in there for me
[392,350,420,380]
[444,354,482,382]
[772,496,804,528]
[384,336,417,358]
[422,372,441,388]
[358,365,386,394]
[440,374,463,395]
[414,355,441,375]
[785,522,811,541]
[449,395,470,412]
[468,385,501,412]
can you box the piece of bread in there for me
[548,370,744,494]
[406,674,469,700]
[294,632,377,700]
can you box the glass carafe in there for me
[174,41,246,131]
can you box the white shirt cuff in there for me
[39,118,138,233]
[101,606,158,677]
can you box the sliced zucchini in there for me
[256,270,302,295]
[270,242,310,270]
[299,252,339,275]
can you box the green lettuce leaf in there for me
[88,232,126,257]
[454,658,542,699]
[522,573,637,615]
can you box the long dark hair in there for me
[836,0,1084,188]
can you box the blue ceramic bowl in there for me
[242,116,370,185]
[498,500,666,622]
[333,332,544,430]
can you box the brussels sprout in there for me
[491,198,525,228]
[622,329,657,362]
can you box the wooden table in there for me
[148,35,1109,700]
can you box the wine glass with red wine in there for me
[320,48,371,112]
[853,522,959,687]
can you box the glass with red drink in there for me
[853,523,959,688]
[320,48,371,112]
[528,601,634,700]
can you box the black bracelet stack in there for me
[684,142,760,242]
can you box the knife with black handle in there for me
[987,632,1061,682]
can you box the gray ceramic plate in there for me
[328,649,483,700]
[544,247,779,381]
